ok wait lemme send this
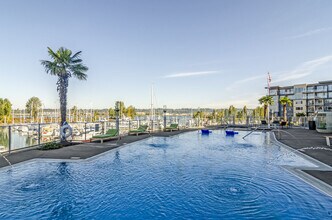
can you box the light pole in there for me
[115,101,120,132]
[163,105,167,131]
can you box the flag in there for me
[268,72,271,83]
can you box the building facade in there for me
[269,80,332,118]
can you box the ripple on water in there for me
[0,132,331,219]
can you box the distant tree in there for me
[115,101,126,118]
[26,97,42,122]
[216,109,225,120]
[228,105,237,116]
[206,109,217,121]
[236,110,244,120]
[253,106,264,118]
[0,98,12,124]
[41,47,88,127]
[93,111,99,122]
[280,97,292,121]
[258,95,274,119]
[242,105,248,117]
[71,106,78,122]
[222,109,228,117]
[126,105,137,119]
[109,108,116,119]
[193,111,204,119]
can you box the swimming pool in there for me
[0,130,331,219]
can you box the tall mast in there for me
[267,72,271,128]
[150,84,154,121]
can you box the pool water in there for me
[0,130,332,219]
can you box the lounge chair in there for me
[90,129,119,143]
[165,123,179,132]
[129,125,149,136]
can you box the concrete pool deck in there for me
[0,128,198,168]
[1,127,331,190]
[274,128,332,188]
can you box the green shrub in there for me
[38,141,62,150]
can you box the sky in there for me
[1,0,332,109]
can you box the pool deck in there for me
[274,128,332,187]
[1,127,332,190]
[0,128,198,168]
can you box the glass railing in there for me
[0,126,9,153]
[0,116,318,153]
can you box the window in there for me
[325,99,332,104]
[328,85,332,91]
[308,107,315,112]
[316,86,325,91]
[270,89,277,95]
[296,107,303,110]
[307,87,314,92]
[308,94,314,99]
[307,100,314,105]
[294,88,304,93]
[316,93,327,98]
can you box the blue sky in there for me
[1,0,332,109]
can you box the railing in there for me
[0,117,205,153]
[0,116,317,153]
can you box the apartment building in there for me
[269,80,332,117]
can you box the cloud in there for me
[272,55,332,84]
[286,27,332,39]
[227,55,332,90]
[163,71,218,78]
[225,74,265,91]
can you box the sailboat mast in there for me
[150,84,154,121]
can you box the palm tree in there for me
[242,105,248,117]
[26,97,42,123]
[0,98,12,124]
[41,47,88,126]
[228,105,237,116]
[279,97,292,121]
[258,95,274,119]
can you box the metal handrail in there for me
[242,126,266,139]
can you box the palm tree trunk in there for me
[283,105,287,121]
[57,76,68,126]
[264,105,267,119]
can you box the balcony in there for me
[315,95,328,99]
[280,91,294,95]
[303,87,328,93]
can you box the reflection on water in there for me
[0,127,38,150]
[0,127,9,149]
